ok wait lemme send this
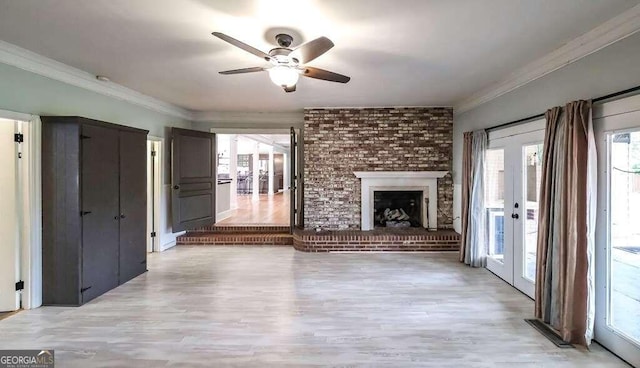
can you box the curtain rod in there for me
[485,84,640,133]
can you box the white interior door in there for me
[594,104,640,367]
[486,124,544,299]
[0,119,20,312]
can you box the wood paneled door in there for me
[80,124,120,303]
[118,130,148,284]
[171,128,216,232]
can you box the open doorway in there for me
[215,134,291,226]
[0,113,39,315]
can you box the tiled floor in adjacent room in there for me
[0,247,630,367]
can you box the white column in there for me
[229,134,238,209]
[252,142,260,201]
[268,145,274,196]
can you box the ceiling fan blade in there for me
[302,67,350,83]
[212,32,271,61]
[292,36,334,63]
[219,67,265,75]
[284,85,296,93]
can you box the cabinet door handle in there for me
[81,211,92,216]
[114,216,119,220]
[511,213,519,219]
[120,214,126,219]
[173,185,180,190]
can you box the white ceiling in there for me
[0,0,638,113]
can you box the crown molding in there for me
[455,4,640,115]
[0,40,194,120]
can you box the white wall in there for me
[192,111,304,130]
[0,62,194,254]
[452,31,640,232]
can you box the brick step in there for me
[189,224,290,234]
[293,229,460,252]
[177,232,293,246]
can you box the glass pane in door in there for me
[609,131,640,344]
[485,149,505,262]
[523,144,543,281]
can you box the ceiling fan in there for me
[212,32,350,92]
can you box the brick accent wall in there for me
[303,107,454,230]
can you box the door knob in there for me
[511,213,519,219]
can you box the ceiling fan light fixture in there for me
[213,32,350,91]
[268,65,299,87]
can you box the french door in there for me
[485,127,544,299]
[594,98,640,367]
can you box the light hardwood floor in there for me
[0,248,630,367]
[218,192,289,225]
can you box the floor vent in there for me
[525,319,574,348]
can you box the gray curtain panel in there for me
[459,132,473,263]
[535,100,592,346]
[460,130,487,267]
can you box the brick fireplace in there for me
[355,171,448,230]
[303,107,454,231]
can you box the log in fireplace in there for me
[373,191,424,228]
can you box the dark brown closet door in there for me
[81,124,120,304]
[171,128,216,231]
[118,130,148,283]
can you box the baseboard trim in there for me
[216,209,235,222]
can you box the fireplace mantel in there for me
[354,171,448,231]
[354,171,448,179]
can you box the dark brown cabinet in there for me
[42,117,148,305]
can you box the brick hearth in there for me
[177,226,460,252]
[293,229,460,252]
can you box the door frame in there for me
[593,96,640,367]
[147,136,162,253]
[0,109,42,310]
[209,127,300,228]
